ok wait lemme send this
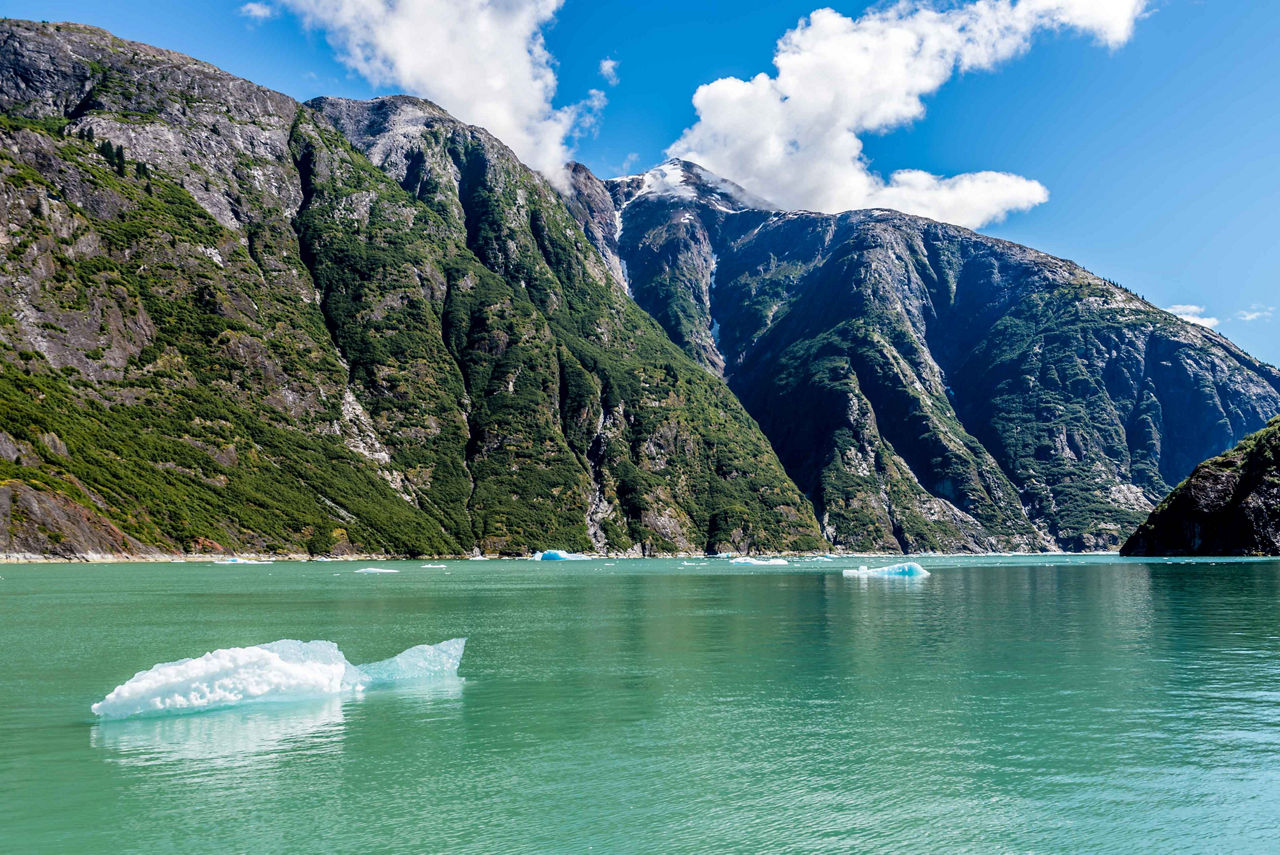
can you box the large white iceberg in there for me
[91,638,466,720]
[842,562,930,578]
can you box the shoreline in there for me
[1,549,1127,565]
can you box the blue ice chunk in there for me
[533,550,589,561]
[842,562,930,578]
[359,638,467,685]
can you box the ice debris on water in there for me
[730,556,789,565]
[91,637,466,720]
[842,562,930,578]
[532,550,589,561]
[354,567,398,574]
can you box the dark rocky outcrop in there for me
[1122,417,1280,556]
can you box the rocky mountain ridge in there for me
[565,159,1280,552]
[3,20,1278,559]
[0,20,822,558]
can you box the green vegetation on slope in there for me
[0,22,825,557]
[0,125,455,555]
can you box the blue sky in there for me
[5,0,1278,364]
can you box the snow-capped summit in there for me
[607,159,778,214]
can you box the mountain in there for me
[1122,417,1280,556]
[566,159,1280,552]
[0,21,823,558]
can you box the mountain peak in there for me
[608,159,778,213]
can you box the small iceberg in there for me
[214,557,273,565]
[712,552,735,559]
[468,556,490,561]
[532,550,589,561]
[91,638,466,720]
[420,564,446,569]
[730,556,789,566]
[842,562,930,578]
[354,567,398,574]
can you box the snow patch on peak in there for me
[640,160,700,201]
[612,159,777,213]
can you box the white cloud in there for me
[276,0,599,187]
[668,0,1148,227]
[599,58,620,86]
[1237,304,1274,323]
[239,2,278,20]
[1167,305,1220,329]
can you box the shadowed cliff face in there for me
[566,159,1280,553]
[0,21,822,557]
[1123,417,1280,557]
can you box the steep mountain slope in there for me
[0,21,822,557]
[1122,417,1280,557]
[567,159,1280,552]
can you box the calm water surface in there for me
[2,555,1280,853]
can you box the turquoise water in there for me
[3,555,1280,853]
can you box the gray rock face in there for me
[564,159,1280,552]
[0,21,302,232]
[0,481,158,558]
[1123,417,1280,556]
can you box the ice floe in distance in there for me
[842,562,930,578]
[532,550,589,561]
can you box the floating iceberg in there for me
[214,557,273,565]
[358,638,466,686]
[730,556,789,566]
[842,562,930,578]
[354,567,398,574]
[91,637,466,720]
[532,550,589,561]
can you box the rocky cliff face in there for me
[1122,418,1280,556]
[0,21,822,557]
[567,159,1280,552]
